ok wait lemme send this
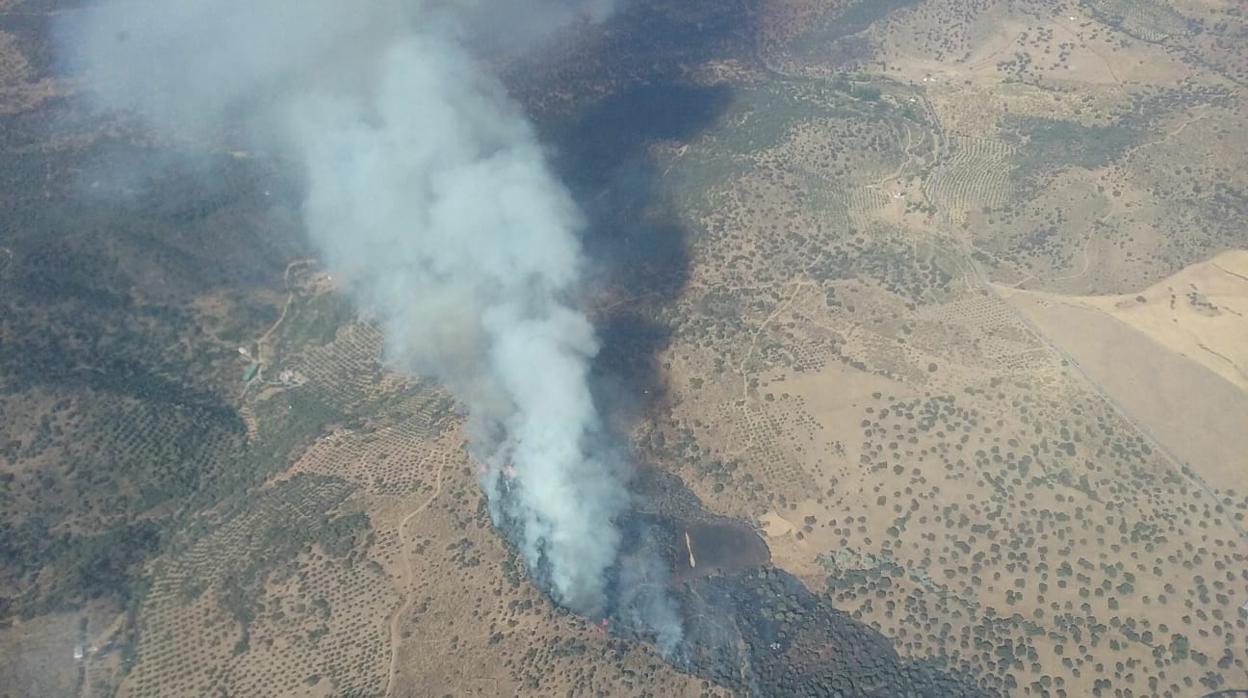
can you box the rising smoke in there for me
[57,0,681,652]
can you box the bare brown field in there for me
[0,612,81,698]
[999,252,1248,489]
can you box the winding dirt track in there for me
[383,454,450,697]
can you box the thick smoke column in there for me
[58,0,680,650]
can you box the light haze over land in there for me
[0,0,1246,696]
[56,0,680,647]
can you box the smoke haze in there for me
[57,0,680,651]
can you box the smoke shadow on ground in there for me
[558,83,732,295]
[677,568,994,697]
[510,0,760,426]
[550,86,734,430]
[619,469,995,696]
[510,5,999,692]
[540,81,733,426]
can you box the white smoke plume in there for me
[57,0,681,649]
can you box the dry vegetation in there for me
[636,1,1248,696]
[2,0,1247,696]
